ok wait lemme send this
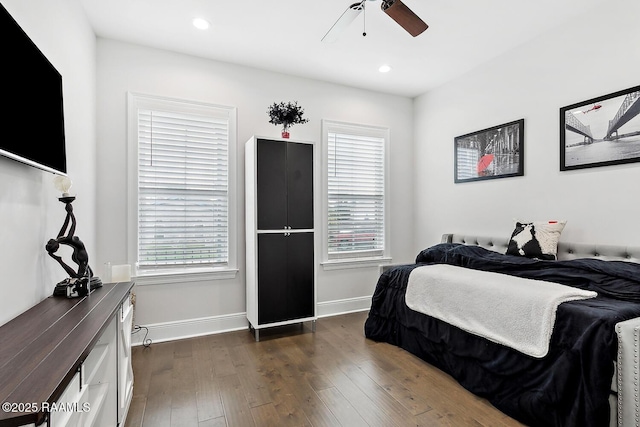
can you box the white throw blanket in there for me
[405,264,597,358]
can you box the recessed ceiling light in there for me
[192,18,210,30]
[378,64,392,73]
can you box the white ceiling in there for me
[80,0,607,98]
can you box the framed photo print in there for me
[454,119,524,183]
[560,84,640,171]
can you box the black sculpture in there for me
[46,195,101,297]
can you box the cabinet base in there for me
[249,319,316,342]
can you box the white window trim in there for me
[320,119,391,270]
[127,92,238,282]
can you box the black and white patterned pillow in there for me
[505,220,566,260]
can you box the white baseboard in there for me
[131,312,248,346]
[131,296,372,346]
[317,295,372,318]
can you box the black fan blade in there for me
[381,0,428,37]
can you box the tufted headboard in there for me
[441,233,640,264]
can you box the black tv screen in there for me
[0,3,67,175]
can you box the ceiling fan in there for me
[322,0,428,43]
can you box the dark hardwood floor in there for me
[124,311,523,427]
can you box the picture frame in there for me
[560,85,640,171]
[454,119,524,183]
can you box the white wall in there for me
[95,39,415,341]
[4,0,633,341]
[413,0,640,251]
[0,0,96,326]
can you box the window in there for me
[322,120,389,266]
[127,93,237,280]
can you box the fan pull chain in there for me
[362,1,367,36]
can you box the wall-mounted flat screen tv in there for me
[0,3,67,175]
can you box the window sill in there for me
[321,256,392,271]
[134,267,239,286]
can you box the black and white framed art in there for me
[454,119,524,183]
[560,85,640,171]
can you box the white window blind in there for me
[327,126,386,258]
[136,105,230,270]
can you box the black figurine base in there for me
[90,276,103,290]
[53,277,89,298]
[53,276,103,298]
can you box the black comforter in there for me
[364,243,640,427]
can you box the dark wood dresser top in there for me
[0,281,134,426]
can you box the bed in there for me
[364,233,640,427]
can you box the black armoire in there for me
[245,136,316,341]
